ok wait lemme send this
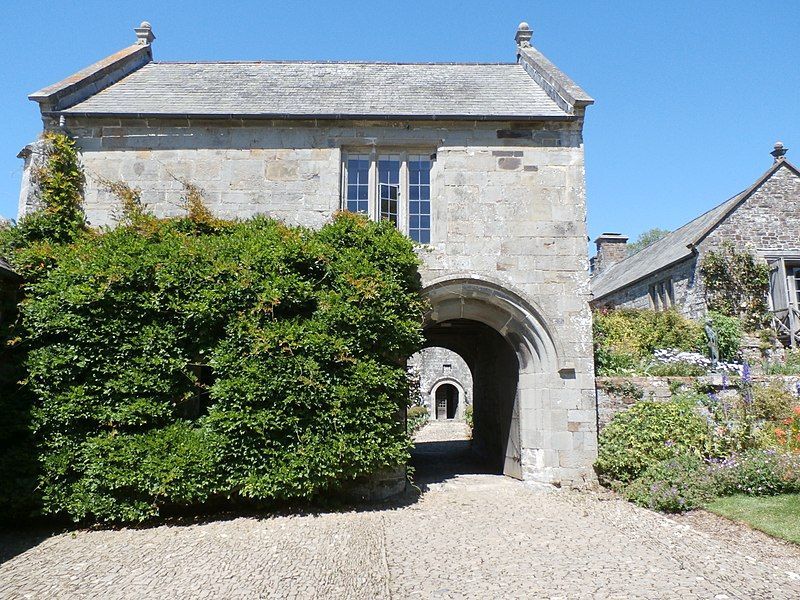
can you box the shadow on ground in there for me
[0,424,492,547]
[410,437,497,490]
[0,527,61,566]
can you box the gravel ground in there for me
[1,421,799,599]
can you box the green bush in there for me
[764,349,800,375]
[407,405,429,435]
[752,381,795,422]
[465,404,473,430]
[595,395,711,484]
[708,311,742,362]
[713,450,800,496]
[8,211,425,523]
[593,346,638,376]
[622,452,717,512]
[0,131,89,522]
[700,242,770,330]
[593,309,705,375]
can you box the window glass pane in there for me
[408,154,431,243]
[378,155,400,226]
[346,154,370,214]
[411,229,430,244]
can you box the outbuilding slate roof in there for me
[59,61,570,120]
[591,159,800,300]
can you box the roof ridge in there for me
[595,189,747,280]
[593,158,800,301]
[149,60,521,66]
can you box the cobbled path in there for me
[2,421,799,599]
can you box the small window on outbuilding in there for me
[649,278,674,311]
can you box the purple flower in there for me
[742,361,752,385]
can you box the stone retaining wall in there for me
[596,374,800,429]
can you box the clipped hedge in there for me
[8,211,425,523]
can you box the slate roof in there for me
[591,159,800,301]
[59,61,572,120]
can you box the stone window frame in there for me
[648,278,674,311]
[340,148,434,243]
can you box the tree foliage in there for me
[626,228,671,256]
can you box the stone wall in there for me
[592,256,705,319]
[596,374,800,429]
[18,115,597,488]
[408,347,473,420]
[702,163,800,256]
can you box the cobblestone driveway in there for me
[2,421,799,599]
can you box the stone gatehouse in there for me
[20,20,596,487]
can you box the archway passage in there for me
[411,318,521,482]
[434,383,459,420]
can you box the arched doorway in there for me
[434,383,459,420]
[419,276,563,481]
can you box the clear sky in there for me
[2,1,798,244]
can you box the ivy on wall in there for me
[699,242,769,330]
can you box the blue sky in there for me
[2,1,798,244]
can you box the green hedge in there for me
[5,211,425,523]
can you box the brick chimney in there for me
[593,233,628,274]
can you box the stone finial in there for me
[771,141,788,162]
[515,22,532,48]
[135,21,155,45]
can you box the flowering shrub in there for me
[593,308,705,376]
[773,406,800,452]
[651,348,742,375]
[622,452,718,512]
[712,450,800,496]
[595,396,711,484]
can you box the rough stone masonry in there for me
[20,21,597,488]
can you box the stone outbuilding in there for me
[591,145,800,343]
[408,347,474,421]
[20,21,596,487]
